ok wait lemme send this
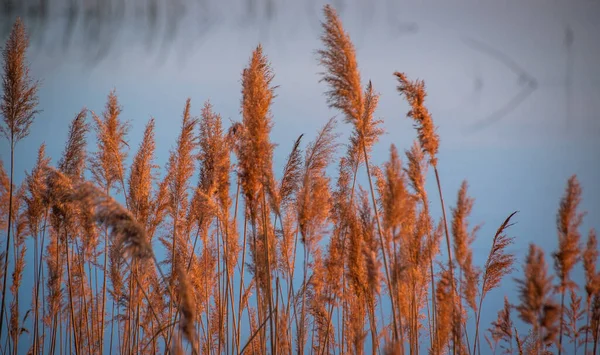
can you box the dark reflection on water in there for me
[1,0,200,64]
[1,0,594,134]
[0,0,418,65]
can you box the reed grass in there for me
[0,10,597,355]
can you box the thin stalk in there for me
[299,240,309,354]
[240,310,272,355]
[63,228,80,355]
[421,201,437,352]
[140,321,179,354]
[87,262,97,351]
[433,166,457,354]
[367,297,378,355]
[275,277,280,354]
[216,221,223,355]
[11,236,19,355]
[558,290,565,355]
[464,321,471,355]
[99,188,111,355]
[109,301,115,355]
[285,228,300,350]
[219,215,238,354]
[116,307,122,355]
[593,317,598,355]
[236,215,248,352]
[34,208,49,355]
[0,144,15,340]
[33,230,39,355]
[74,240,92,355]
[123,265,134,355]
[584,298,590,355]
[166,202,180,346]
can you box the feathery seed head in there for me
[394,72,439,166]
[1,18,39,144]
[553,175,583,291]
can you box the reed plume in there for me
[199,102,231,213]
[0,17,40,339]
[380,145,412,236]
[176,264,198,353]
[0,17,39,143]
[317,5,384,152]
[553,175,583,354]
[128,118,157,226]
[70,179,152,264]
[516,244,559,353]
[238,45,276,220]
[393,73,438,167]
[489,297,513,354]
[0,160,9,230]
[198,101,237,268]
[591,294,600,354]
[278,135,304,213]
[24,144,49,236]
[298,117,337,249]
[582,229,598,354]
[58,109,89,178]
[434,266,455,355]
[563,289,585,354]
[90,90,129,193]
[318,5,362,130]
[473,211,517,354]
[450,181,480,314]
[276,135,303,348]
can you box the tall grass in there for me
[0,8,598,355]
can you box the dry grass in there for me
[0,9,597,355]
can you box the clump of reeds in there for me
[0,8,598,355]
[395,72,459,355]
[318,6,396,346]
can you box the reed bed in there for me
[0,5,598,355]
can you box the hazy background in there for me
[1,0,599,351]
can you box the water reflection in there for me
[1,0,596,135]
[0,0,418,65]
